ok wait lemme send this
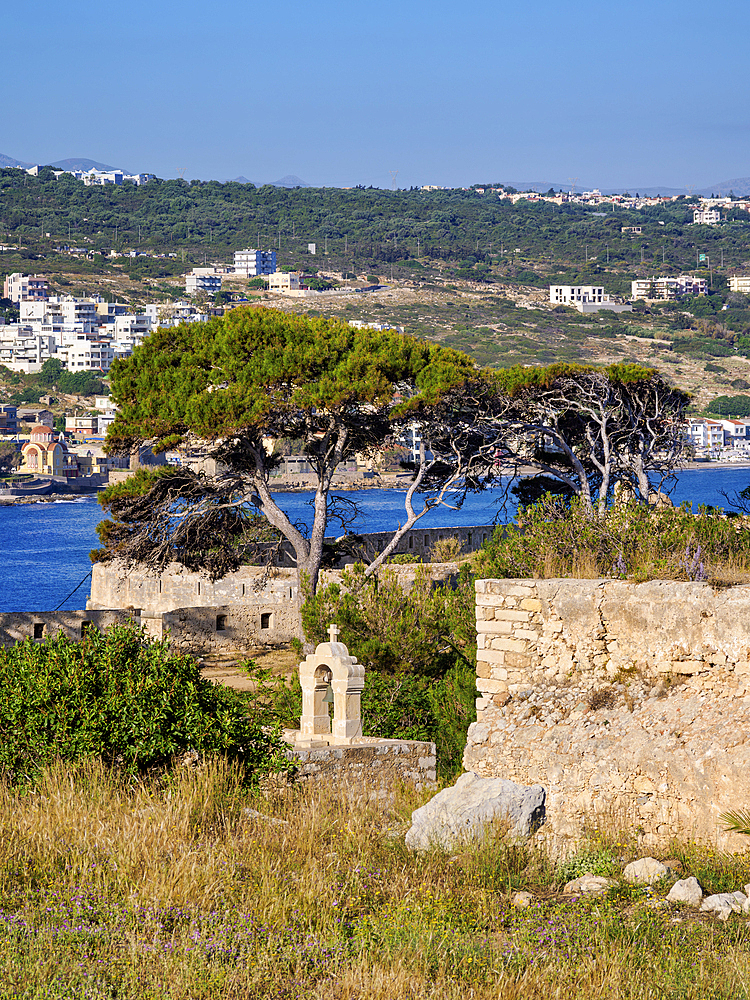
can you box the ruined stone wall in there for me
[88,559,461,635]
[287,738,437,791]
[159,603,300,653]
[464,579,750,856]
[0,610,134,648]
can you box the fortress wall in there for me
[464,579,750,856]
[0,610,134,648]
[87,524,496,614]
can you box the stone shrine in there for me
[297,624,365,743]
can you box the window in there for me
[216,614,227,631]
[409,535,414,549]
[260,612,272,630]
[33,623,44,640]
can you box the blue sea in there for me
[1,466,749,613]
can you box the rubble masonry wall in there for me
[464,579,750,856]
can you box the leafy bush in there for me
[707,393,750,416]
[475,495,750,584]
[0,624,288,784]
[299,563,477,777]
[557,848,622,885]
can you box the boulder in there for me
[623,857,667,884]
[700,891,747,921]
[405,772,545,852]
[563,874,617,896]
[512,891,535,909]
[666,876,703,907]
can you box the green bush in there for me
[0,624,288,784]
[475,495,750,584]
[298,563,477,778]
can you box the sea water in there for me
[1,467,749,613]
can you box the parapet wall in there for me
[464,579,750,855]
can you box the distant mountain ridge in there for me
[0,151,748,196]
[49,157,119,172]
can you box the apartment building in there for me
[729,276,750,295]
[693,209,721,225]
[0,405,18,436]
[550,285,606,306]
[631,275,708,300]
[233,249,277,277]
[0,326,55,373]
[687,419,728,451]
[269,271,303,293]
[3,273,48,304]
[185,269,222,296]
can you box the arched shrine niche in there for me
[298,625,365,742]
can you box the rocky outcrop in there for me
[405,772,545,851]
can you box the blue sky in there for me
[6,0,749,189]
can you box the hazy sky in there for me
[6,0,749,189]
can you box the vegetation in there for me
[103,307,495,594]
[2,169,750,281]
[706,393,750,416]
[0,623,288,784]
[474,495,750,585]
[0,763,747,998]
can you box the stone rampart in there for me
[0,610,134,648]
[464,579,750,856]
[86,562,458,628]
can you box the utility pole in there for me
[606,244,609,264]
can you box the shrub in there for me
[0,624,288,784]
[475,495,750,584]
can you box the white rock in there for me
[666,876,703,907]
[405,772,545,851]
[512,891,535,909]
[700,892,745,921]
[563,873,617,896]
[623,857,668,884]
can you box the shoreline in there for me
[1,462,749,505]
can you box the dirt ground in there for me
[199,643,299,692]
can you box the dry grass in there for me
[0,760,749,999]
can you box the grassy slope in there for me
[1,758,748,999]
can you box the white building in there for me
[233,249,277,277]
[0,326,55,373]
[693,209,721,225]
[185,269,222,296]
[548,285,631,314]
[550,286,606,306]
[729,276,750,295]
[3,273,48,304]
[631,275,708,300]
[687,419,727,452]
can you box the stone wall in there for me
[87,523,496,613]
[464,579,750,856]
[0,610,134,648]
[86,562,458,628]
[286,737,437,791]
[156,603,300,653]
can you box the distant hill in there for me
[49,157,118,172]
[0,153,34,169]
[697,177,750,197]
[268,174,310,188]
[229,175,254,184]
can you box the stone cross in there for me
[328,623,340,644]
